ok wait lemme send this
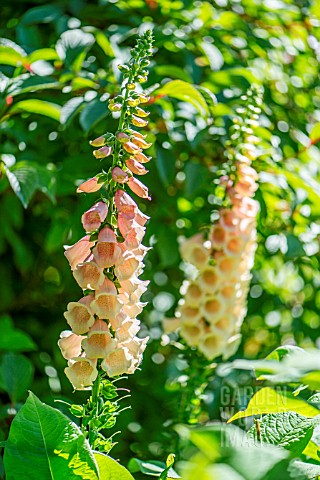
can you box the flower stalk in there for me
[58,30,154,452]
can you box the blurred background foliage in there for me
[0,0,320,472]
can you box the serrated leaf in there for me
[95,453,134,479]
[5,161,56,208]
[228,387,320,423]
[248,412,318,455]
[60,97,84,126]
[155,80,209,118]
[1,353,34,403]
[79,98,108,132]
[4,392,99,480]
[290,460,320,479]
[8,99,61,121]
[56,29,95,71]
[0,316,36,351]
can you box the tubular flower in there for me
[59,30,154,390]
[168,89,262,361]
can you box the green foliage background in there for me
[0,0,320,473]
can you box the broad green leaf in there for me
[128,458,180,478]
[228,387,320,423]
[5,161,56,208]
[0,316,36,351]
[60,97,84,126]
[185,162,209,199]
[1,353,33,403]
[27,48,60,64]
[56,29,95,71]
[285,234,306,259]
[195,86,217,117]
[302,440,320,461]
[289,461,320,480]
[155,146,176,187]
[21,5,62,25]
[248,412,318,455]
[95,453,134,479]
[7,75,60,96]
[155,65,193,83]
[155,80,209,117]
[4,392,99,480]
[0,46,26,67]
[94,31,115,57]
[199,41,224,71]
[8,99,61,121]
[79,98,108,132]
[309,123,320,143]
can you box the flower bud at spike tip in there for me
[116,132,130,143]
[134,107,149,118]
[131,115,148,128]
[93,146,112,159]
[112,167,129,184]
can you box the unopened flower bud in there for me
[116,132,130,143]
[132,115,148,128]
[123,141,141,154]
[127,83,135,90]
[118,64,130,73]
[128,98,140,107]
[140,59,150,68]
[135,107,149,118]
[137,76,147,83]
[93,146,112,159]
[112,167,129,184]
[108,103,122,112]
[138,94,150,104]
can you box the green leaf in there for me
[79,98,108,132]
[95,453,134,479]
[248,412,318,455]
[290,461,320,479]
[21,5,62,25]
[228,387,320,423]
[195,86,217,117]
[309,123,320,143]
[5,161,56,208]
[155,65,193,83]
[7,75,60,96]
[0,38,27,66]
[0,316,36,351]
[184,162,209,199]
[155,146,176,187]
[56,29,95,71]
[4,392,99,480]
[199,41,224,71]
[27,48,60,64]
[285,234,306,259]
[128,458,180,478]
[155,80,209,118]
[94,31,115,57]
[60,97,84,126]
[8,99,61,121]
[1,353,34,403]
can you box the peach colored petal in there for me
[64,295,95,334]
[112,167,129,184]
[133,152,151,164]
[73,262,105,290]
[96,278,117,295]
[131,136,152,149]
[81,201,108,232]
[123,141,141,154]
[115,190,137,219]
[77,177,103,193]
[101,348,135,377]
[92,242,122,268]
[127,177,151,200]
[58,331,83,359]
[114,256,142,281]
[108,310,130,330]
[65,357,98,389]
[123,302,147,318]
[126,158,148,175]
[115,320,140,342]
[82,320,116,358]
[64,235,95,271]
[98,226,117,243]
[90,293,123,319]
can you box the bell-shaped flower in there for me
[101,347,135,377]
[93,146,112,159]
[64,294,95,334]
[81,201,108,233]
[131,136,152,150]
[108,310,129,331]
[127,177,151,200]
[201,295,225,323]
[115,190,137,219]
[82,320,117,358]
[177,304,202,325]
[180,324,203,346]
[184,283,203,306]
[64,236,95,271]
[92,226,121,268]
[123,141,141,155]
[112,167,129,184]
[180,234,210,269]
[134,209,150,226]
[133,152,151,164]
[211,225,228,249]
[58,331,83,359]
[65,357,98,389]
[115,319,140,342]
[198,331,226,360]
[120,277,149,296]
[131,115,148,128]
[77,177,103,193]
[126,158,148,175]
[96,277,117,295]
[90,292,123,320]
[73,261,105,290]
[198,267,219,293]
[121,336,148,360]
[114,255,142,281]
[123,301,147,318]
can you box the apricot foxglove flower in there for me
[58,331,83,359]
[81,201,108,232]
[65,357,98,390]
[64,235,95,271]
[76,176,103,193]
